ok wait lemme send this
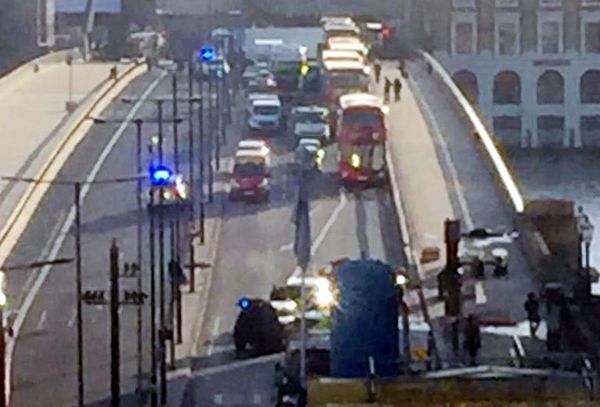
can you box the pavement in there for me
[376,60,543,368]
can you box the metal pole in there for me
[156,98,167,405]
[197,75,206,244]
[214,73,221,171]
[134,120,144,395]
[168,223,176,367]
[69,63,73,104]
[300,264,307,386]
[207,74,214,202]
[75,182,84,407]
[188,62,197,293]
[586,241,591,298]
[172,73,179,172]
[110,240,121,407]
[149,187,157,407]
[0,308,6,407]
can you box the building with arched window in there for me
[412,0,600,148]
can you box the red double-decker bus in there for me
[337,93,387,187]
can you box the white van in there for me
[247,97,283,133]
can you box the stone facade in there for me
[413,0,600,148]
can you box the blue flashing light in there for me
[150,165,173,186]
[200,47,215,62]
[238,297,252,311]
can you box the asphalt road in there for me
[193,111,405,405]
[5,68,211,406]
[6,65,408,406]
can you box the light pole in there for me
[1,175,142,407]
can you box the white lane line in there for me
[16,210,66,304]
[410,78,474,230]
[475,281,487,304]
[279,204,321,252]
[213,394,224,405]
[206,316,221,356]
[67,308,76,328]
[35,310,47,331]
[290,192,347,279]
[5,71,167,404]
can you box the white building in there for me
[416,0,600,148]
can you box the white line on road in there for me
[67,307,76,328]
[290,192,347,279]
[279,204,322,252]
[5,71,167,404]
[18,211,66,302]
[207,316,221,356]
[213,394,224,405]
[35,310,47,331]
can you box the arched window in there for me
[537,70,564,104]
[452,70,479,103]
[580,70,600,104]
[493,71,521,104]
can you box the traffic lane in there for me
[198,141,344,353]
[407,62,535,322]
[199,147,298,352]
[192,358,279,406]
[309,186,405,272]
[9,72,167,407]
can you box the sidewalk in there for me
[379,62,548,369]
[0,52,132,229]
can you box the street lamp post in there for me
[1,175,141,407]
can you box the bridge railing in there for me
[420,51,525,214]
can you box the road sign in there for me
[577,212,594,244]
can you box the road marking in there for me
[206,316,220,356]
[197,353,283,377]
[16,210,66,306]
[475,282,487,304]
[410,78,474,230]
[5,71,167,404]
[291,192,348,279]
[67,308,76,328]
[35,310,47,331]
[253,394,262,404]
[279,204,322,252]
[213,394,224,405]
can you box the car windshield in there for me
[328,72,367,88]
[234,162,266,176]
[343,110,383,127]
[253,105,280,115]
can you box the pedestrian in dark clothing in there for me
[524,292,541,338]
[393,78,402,101]
[463,314,481,366]
[374,62,382,83]
[384,77,392,102]
[450,317,460,356]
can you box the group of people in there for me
[373,62,403,102]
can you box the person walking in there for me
[393,78,402,102]
[374,62,382,83]
[463,314,481,366]
[524,292,541,338]
[384,77,392,102]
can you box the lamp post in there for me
[1,174,140,407]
